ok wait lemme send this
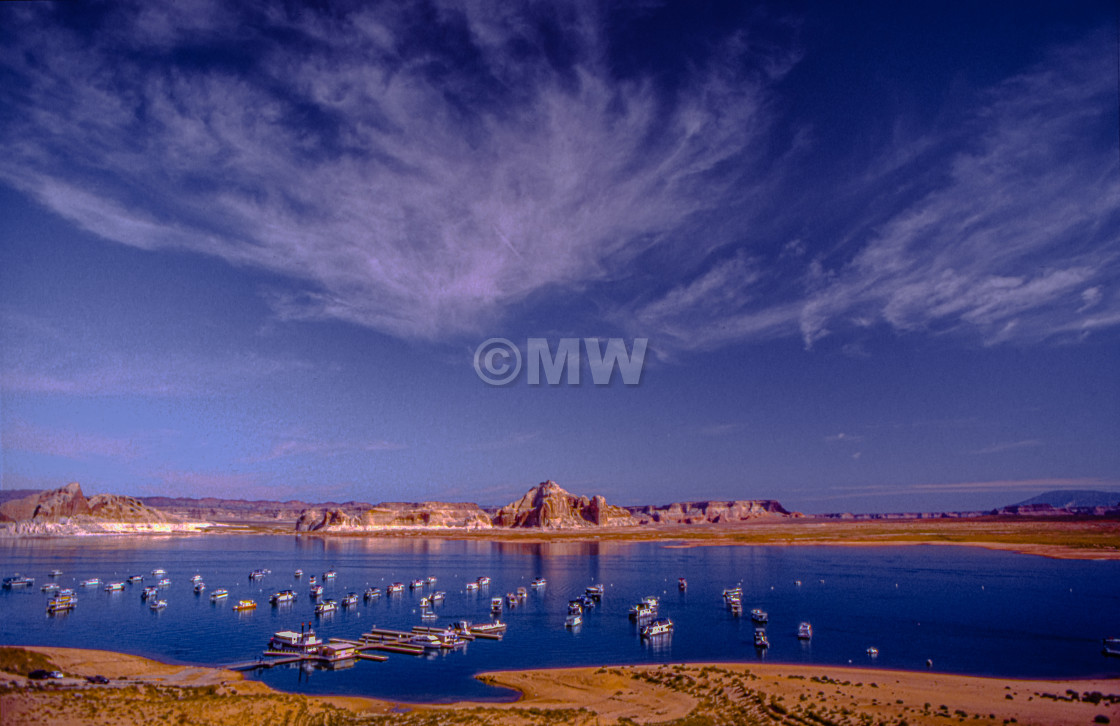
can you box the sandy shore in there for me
[3,646,1118,725]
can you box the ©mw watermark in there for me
[474,338,649,386]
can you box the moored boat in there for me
[564,612,582,628]
[309,585,324,598]
[410,579,425,590]
[323,570,337,580]
[157,578,171,587]
[515,587,527,601]
[314,599,338,614]
[798,622,812,640]
[531,577,546,589]
[750,608,768,624]
[193,582,206,594]
[678,577,687,591]
[431,591,445,603]
[388,582,404,593]
[233,599,257,611]
[585,584,604,598]
[270,589,296,605]
[48,570,63,577]
[80,578,101,587]
[103,582,125,592]
[476,576,491,587]
[465,581,479,591]
[209,589,229,601]
[363,587,381,601]
[754,628,769,648]
[141,586,159,600]
[248,569,266,580]
[150,568,166,577]
[341,592,359,607]
[1103,638,1120,657]
[866,646,879,657]
[41,583,60,593]
[294,569,303,578]
[641,617,674,638]
[269,628,323,654]
[127,575,144,583]
[150,599,168,611]
[47,591,78,613]
[490,596,503,614]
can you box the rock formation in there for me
[491,481,636,528]
[0,482,212,536]
[626,499,794,525]
[295,502,493,532]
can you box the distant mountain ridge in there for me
[1013,490,1120,509]
[0,483,208,536]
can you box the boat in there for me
[410,579,425,590]
[388,582,404,593]
[476,576,491,586]
[420,609,438,621]
[729,600,743,615]
[308,575,317,585]
[150,599,168,611]
[430,591,446,603]
[41,583,60,593]
[323,570,337,581]
[270,590,296,605]
[103,582,125,592]
[426,576,437,585]
[80,578,101,587]
[141,586,159,600]
[798,622,812,639]
[363,587,381,601]
[420,596,431,608]
[585,584,604,598]
[269,629,323,654]
[678,577,687,591]
[531,577,546,589]
[722,587,742,600]
[193,582,206,594]
[157,578,171,587]
[294,569,303,578]
[641,618,674,638]
[190,574,203,583]
[505,592,517,607]
[490,597,503,614]
[248,570,266,580]
[317,642,358,667]
[150,568,166,577]
[46,593,77,614]
[128,575,144,583]
[515,587,528,601]
[564,612,582,628]
[750,609,768,624]
[866,647,879,657]
[1103,638,1120,657]
[407,633,445,650]
[314,599,338,615]
[754,628,769,648]
[233,599,257,611]
[629,602,655,620]
[209,589,229,601]
[48,570,63,577]
[465,581,479,591]
[467,620,507,636]
[341,592,359,607]
[309,584,324,598]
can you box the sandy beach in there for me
[3,645,1118,725]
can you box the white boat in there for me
[309,585,324,598]
[798,622,812,639]
[750,608,768,623]
[410,579,424,590]
[48,570,63,577]
[629,602,655,620]
[490,597,503,614]
[388,582,404,593]
[515,587,528,600]
[150,599,168,610]
[531,577,546,588]
[270,590,295,604]
[866,647,879,657]
[308,575,317,585]
[408,634,445,650]
[209,589,229,601]
[193,582,206,594]
[426,576,437,585]
[431,591,445,603]
[127,575,144,583]
[729,600,743,615]
[150,568,166,577]
[754,628,769,648]
[363,587,381,601]
[104,582,125,592]
[341,593,359,607]
[190,574,203,583]
[80,578,101,587]
[248,570,266,580]
[465,581,479,591]
[1103,638,1120,657]
[564,612,582,628]
[315,599,338,614]
[722,587,742,600]
[586,584,604,598]
[323,570,337,580]
[641,618,674,638]
[476,576,491,586]
[269,629,322,654]
[141,586,160,600]
[294,570,303,578]
[41,583,60,593]
[46,593,77,613]
[420,596,431,608]
[157,578,171,587]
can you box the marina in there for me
[2,536,1118,703]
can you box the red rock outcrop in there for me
[626,499,794,524]
[492,481,636,528]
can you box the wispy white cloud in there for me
[825,432,863,444]
[252,436,406,463]
[0,2,795,342]
[971,439,1043,455]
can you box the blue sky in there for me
[1,1,1118,513]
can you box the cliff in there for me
[491,481,636,528]
[295,502,493,532]
[626,499,795,525]
[0,483,210,536]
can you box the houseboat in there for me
[150,568,166,577]
[410,579,425,590]
[866,647,879,657]
[248,570,266,580]
[323,570,337,580]
[1104,638,1120,657]
[750,608,768,624]
[150,599,168,611]
[190,574,203,583]
[426,576,437,585]
[476,576,491,586]
[128,575,144,583]
[629,602,656,620]
[515,587,528,601]
[798,622,813,640]
[141,586,160,600]
[317,642,357,668]
[157,578,171,587]
[388,582,404,594]
[232,599,257,611]
[564,612,582,628]
[753,628,769,648]
[47,591,77,614]
[80,578,101,587]
[193,582,206,594]
[641,618,674,638]
[585,584,604,598]
[308,575,316,585]
[309,585,324,598]
[104,582,125,592]
[431,591,446,603]
[269,629,323,654]
[531,577,547,589]
[48,570,63,577]
[678,577,688,591]
[341,592,359,607]
[314,599,338,615]
[209,589,229,601]
[465,581,479,591]
[490,597,503,614]
[270,590,296,605]
[505,592,518,607]
[294,569,303,578]
[41,583,60,593]
[363,587,381,601]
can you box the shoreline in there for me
[5,516,1119,561]
[3,646,1118,725]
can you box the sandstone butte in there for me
[0,482,208,535]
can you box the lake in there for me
[2,535,1117,702]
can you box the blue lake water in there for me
[2,535,1118,701]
